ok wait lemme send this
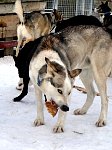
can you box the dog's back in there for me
[55,15,102,32]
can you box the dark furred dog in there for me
[13,36,44,96]
[55,15,102,32]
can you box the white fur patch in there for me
[30,50,65,74]
[17,24,32,39]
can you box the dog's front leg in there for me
[16,30,23,57]
[53,110,67,133]
[34,85,44,126]
[53,95,71,133]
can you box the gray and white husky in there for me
[13,25,112,133]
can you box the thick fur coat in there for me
[13,25,112,132]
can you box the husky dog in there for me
[13,0,62,56]
[13,25,112,132]
[13,34,81,132]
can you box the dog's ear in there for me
[68,69,82,78]
[45,57,50,64]
[45,57,58,72]
[45,57,65,74]
[105,1,108,5]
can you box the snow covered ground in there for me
[0,56,112,150]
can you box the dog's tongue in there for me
[45,100,58,117]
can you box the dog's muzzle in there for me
[44,95,69,112]
[60,105,69,112]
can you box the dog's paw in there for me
[13,97,21,102]
[95,119,106,127]
[34,119,44,126]
[53,125,64,133]
[74,108,87,115]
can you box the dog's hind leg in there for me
[13,71,30,102]
[74,68,96,115]
[91,61,108,127]
[34,85,44,126]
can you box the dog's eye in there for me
[58,89,63,94]
[68,92,71,95]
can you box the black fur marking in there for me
[55,15,102,32]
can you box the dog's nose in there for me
[60,105,69,112]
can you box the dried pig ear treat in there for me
[45,101,58,117]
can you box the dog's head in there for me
[38,57,81,112]
[95,1,111,14]
[52,9,63,23]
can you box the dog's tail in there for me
[13,0,24,23]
